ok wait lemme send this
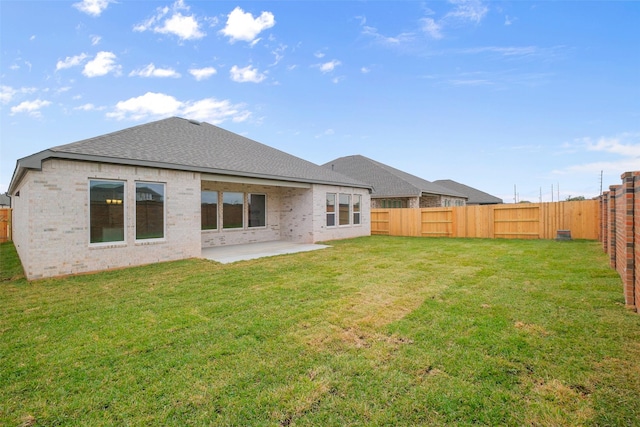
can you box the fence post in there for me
[620,172,636,310]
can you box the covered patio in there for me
[201,241,330,264]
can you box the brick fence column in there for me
[608,185,619,270]
[634,172,640,312]
[600,192,609,252]
[620,173,636,310]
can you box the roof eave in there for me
[10,151,372,191]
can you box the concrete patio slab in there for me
[201,241,331,264]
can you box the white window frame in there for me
[135,181,166,242]
[339,193,351,226]
[326,193,337,227]
[89,179,126,246]
[353,194,361,225]
[201,190,219,231]
[222,191,245,230]
[248,193,267,228]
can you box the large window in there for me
[339,194,351,226]
[248,194,266,228]
[353,194,361,225]
[201,191,218,230]
[326,193,336,227]
[223,192,244,229]
[136,182,165,240]
[90,180,125,244]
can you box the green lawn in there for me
[1,237,639,426]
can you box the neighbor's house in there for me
[0,193,10,208]
[9,117,371,280]
[433,179,503,205]
[323,155,467,208]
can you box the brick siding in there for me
[599,171,639,312]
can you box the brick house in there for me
[9,117,371,279]
[433,179,503,205]
[323,155,467,208]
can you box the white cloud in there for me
[361,25,415,46]
[1,85,37,104]
[91,35,102,45]
[230,65,266,83]
[420,17,443,39]
[445,0,489,24]
[134,0,205,41]
[73,0,113,17]
[220,6,275,43]
[182,98,251,123]
[75,103,101,111]
[56,53,89,71]
[129,63,181,78]
[317,60,341,73]
[554,133,640,176]
[10,99,52,117]
[107,92,251,124]
[361,67,371,74]
[0,86,17,104]
[189,67,217,81]
[583,134,640,157]
[83,51,120,77]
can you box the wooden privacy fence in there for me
[372,200,600,240]
[0,208,11,243]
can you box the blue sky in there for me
[1,0,639,202]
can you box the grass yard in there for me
[1,236,640,426]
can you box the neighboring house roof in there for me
[322,155,466,199]
[433,179,503,205]
[10,117,370,193]
[0,193,10,207]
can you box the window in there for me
[223,192,244,229]
[90,180,125,244]
[248,194,266,228]
[353,194,361,225]
[201,191,218,230]
[326,193,336,227]
[339,194,350,226]
[136,182,165,240]
[381,199,405,208]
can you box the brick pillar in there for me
[634,172,640,312]
[608,185,619,270]
[600,192,609,252]
[620,173,636,310]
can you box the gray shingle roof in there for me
[433,179,503,205]
[11,117,370,191]
[322,155,466,198]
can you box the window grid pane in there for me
[90,180,125,243]
[248,194,266,228]
[223,192,244,229]
[353,194,361,225]
[339,194,350,225]
[201,190,218,230]
[136,182,165,240]
[326,193,336,227]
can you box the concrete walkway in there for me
[201,241,331,264]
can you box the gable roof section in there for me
[322,155,465,198]
[433,179,503,204]
[10,117,369,192]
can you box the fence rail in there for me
[0,208,11,243]
[372,200,600,240]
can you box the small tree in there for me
[566,196,585,202]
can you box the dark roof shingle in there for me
[433,179,503,204]
[11,117,370,191]
[322,155,466,198]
